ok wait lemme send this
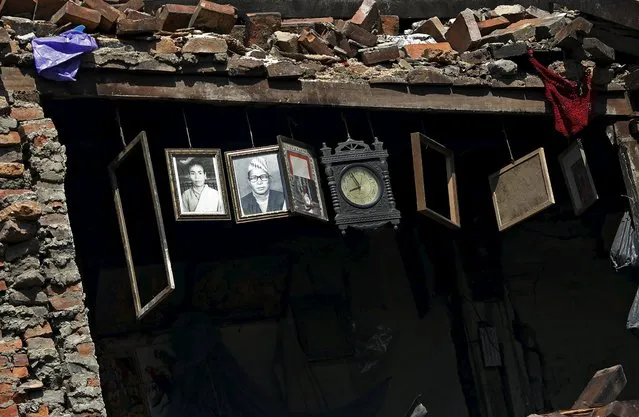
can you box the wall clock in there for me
[320,136,400,233]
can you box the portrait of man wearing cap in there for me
[240,156,287,215]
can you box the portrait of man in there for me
[225,146,290,223]
[240,156,287,215]
[165,149,230,221]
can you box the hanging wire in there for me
[287,116,296,141]
[115,107,126,148]
[501,120,515,164]
[420,118,426,135]
[341,112,352,140]
[182,108,192,148]
[32,0,38,21]
[366,112,377,140]
[245,110,255,148]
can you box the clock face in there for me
[339,165,382,208]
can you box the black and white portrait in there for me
[225,145,289,223]
[165,149,231,221]
[278,136,329,222]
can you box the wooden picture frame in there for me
[277,135,330,222]
[165,148,231,221]
[411,132,460,229]
[489,147,555,232]
[108,131,175,320]
[558,140,598,216]
[224,145,290,224]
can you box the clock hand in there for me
[349,172,360,188]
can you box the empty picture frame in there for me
[411,132,460,229]
[558,140,598,216]
[108,131,175,320]
[489,147,555,232]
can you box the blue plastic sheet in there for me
[31,29,97,82]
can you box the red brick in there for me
[0,163,23,178]
[298,29,335,56]
[114,0,143,12]
[0,405,18,417]
[77,343,95,356]
[273,31,299,53]
[188,0,237,34]
[245,12,281,49]
[48,287,84,311]
[116,17,159,36]
[24,323,52,340]
[26,405,48,417]
[0,339,22,354]
[404,42,453,59]
[87,378,100,387]
[50,1,101,32]
[477,16,510,35]
[12,354,27,368]
[157,4,196,32]
[342,21,377,47]
[414,17,447,42]
[445,9,482,52]
[359,45,399,65]
[11,367,27,379]
[82,0,123,32]
[350,0,380,32]
[0,133,20,147]
[9,107,44,122]
[0,201,42,222]
[0,357,8,369]
[380,15,399,36]
[18,119,56,138]
[0,280,6,292]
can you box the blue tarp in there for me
[32,28,97,82]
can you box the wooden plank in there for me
[573,365,627,409]
[143,0,639,27]
[32,71,634,116]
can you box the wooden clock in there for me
[320,136,401,233]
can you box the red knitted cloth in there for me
[528,50,593,137]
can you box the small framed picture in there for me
[165,148,231,221]
[277,135,329,222]
[558,140,598,216]
[225,145,289,223]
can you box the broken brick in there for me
[0,280,6,292]
[33,0,67,20]
[152,37,180,54]
[266,61,304,79]
[281,17,334,34]
[157,4,196,32]
[82,0,123,32]
[477,17,510,35]
[445,9,482,53]
[227,56,266,77]
[508,14,566,39]
[245,12,282,49]
[525,6,551,19]
[0,133,21,146]
[413,17,447,42]
[460,48,491,64]
[10,107,44,122]
[50,1,101,32]
[12,354,28,367]
[182,36,228,54]
[299,29,335,56]
[381,15,399,36]
[274,31,299,53]
[552,17,593,50]
[350,0,381,32]
[0,338,22,354]
[359,44,399,65]
[404,42,452,59]
[342,21,377,47]
[188,0,237,34]
[11,367,27,379]
[114,0,144,12]
[116,17,159,36]
[24,322,52,340]
[583,37,615,62]
[480,23,535,46]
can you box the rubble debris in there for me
[157,4,197,32]
[182,36,228,54]
[266,60,304,79]
[407,67,453,85]
[281,17,334,34]
[625,70,639,91]
[189,0,237,34]
[413,17,447,42]
[445,9,482,53]
[490,42,528,59]
[508,14,566,40]
[274,31,299,53]
[552,16,593,50]
[488,59,518,76]
[114,0,144,13]
[582,37,615,62]
[525,6,551,19]
[359,44,399,65]
[299,29,335,56]
[116,15,159,36]
[573,364,627,409]
[350,0,381,32]
[50,1,101,32]
[404,42,451,60]
[343,21,377,47]
[245,12,282,49]
[477,17,510,36]
[82,0,123,33]
[493,5,528,22]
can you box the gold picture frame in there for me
[224,145,290,224]
[411,132,460,229]
[489,147,555,232]
[165,148,231,221]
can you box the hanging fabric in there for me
[527,49,593,138]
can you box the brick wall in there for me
[0,70,105,417]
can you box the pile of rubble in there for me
[0,0,637,89]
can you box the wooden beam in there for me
[143,0,639,27]
[32,71,633,116]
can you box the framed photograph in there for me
[165,148,231,221]
[488,148,555,231]
[225,145,289,223]
[411,132,460,229]
[277,135,329,222]
[558,140,598,216]
[136,335,175,417]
